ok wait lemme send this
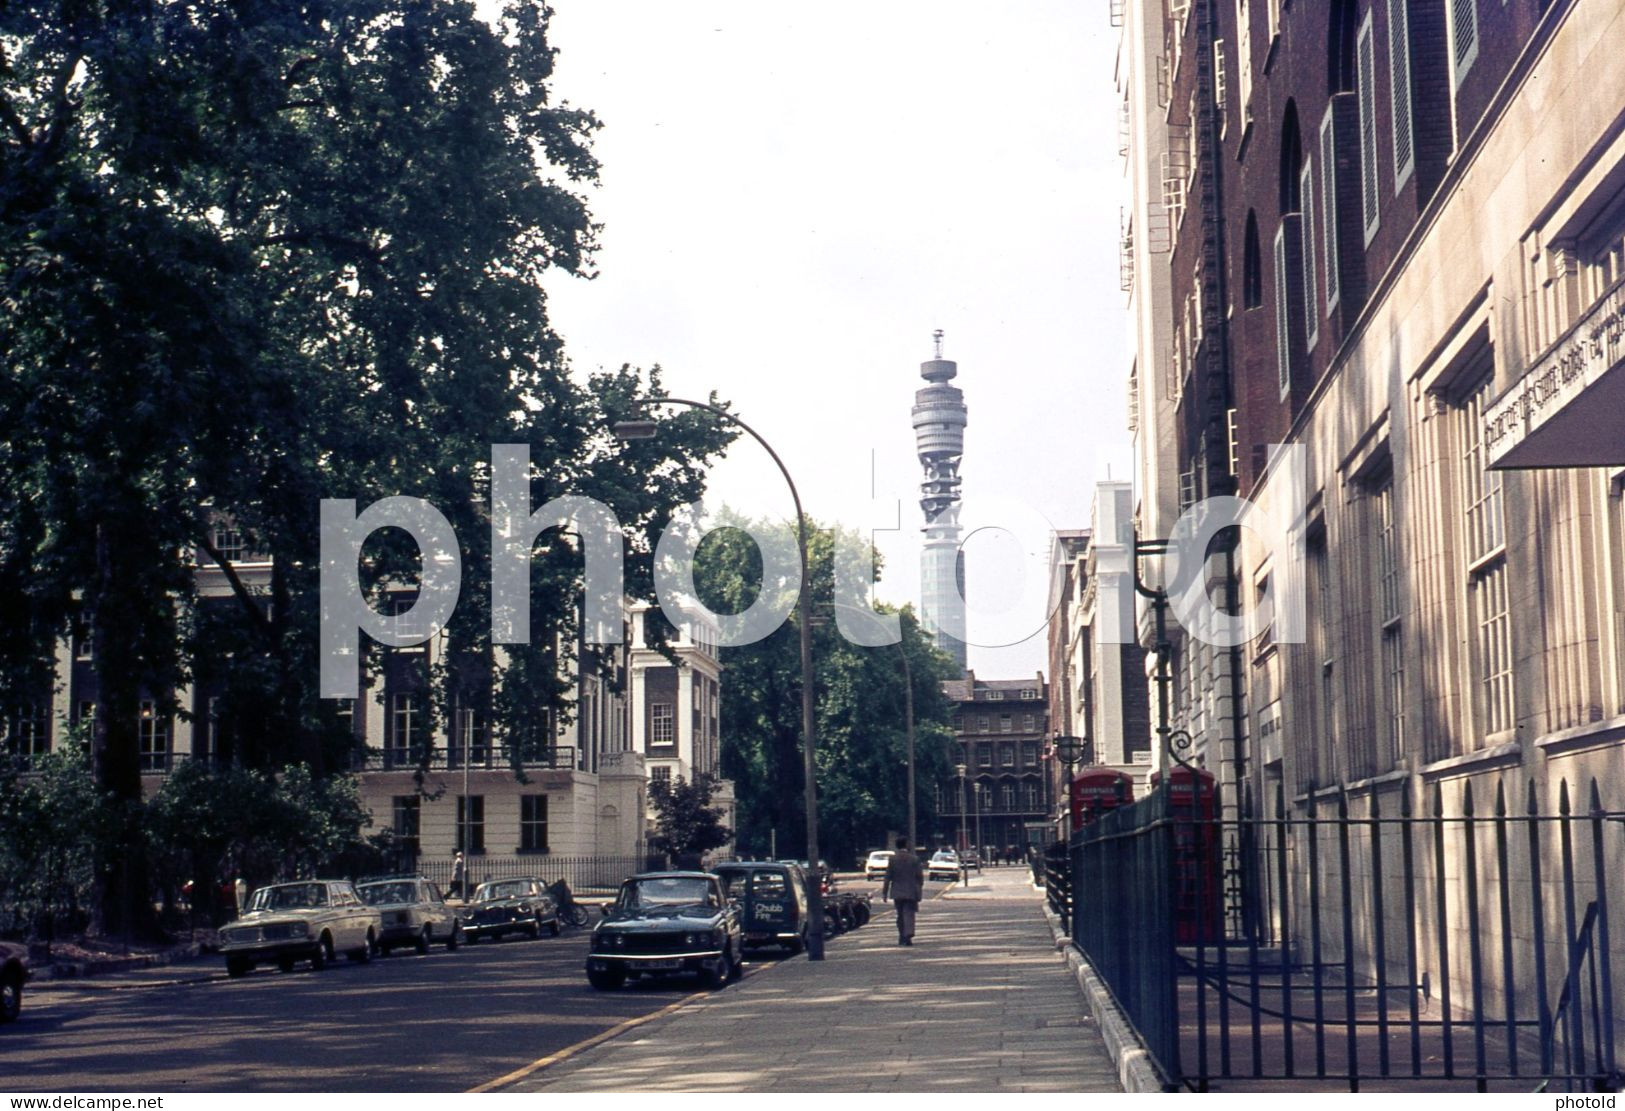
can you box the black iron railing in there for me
[1071,774,1623,1092]
[415,853,664,895]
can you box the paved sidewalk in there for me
[510,868,1121,1092]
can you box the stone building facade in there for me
[1123,0,1625,1041]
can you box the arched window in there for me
[1243,210,1263,309]
[1279,100,1303,216]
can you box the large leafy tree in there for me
[0,1,734,936]
[693,512,959,867]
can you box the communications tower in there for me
[912,330,968,673]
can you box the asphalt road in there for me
[4,924,804,1093]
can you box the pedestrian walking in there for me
[451,851,466,900]
[881,836,925,946]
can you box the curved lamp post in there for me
[613,398,824,961]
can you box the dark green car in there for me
[713,862,810,954]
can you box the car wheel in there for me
[228,957,254,979]
[446,923,462,952]
[311,935,333,971]
[728,945,743,981]
[587,967,625,991]
[415,926,432,956]
[276,956,296,974]
[853,902,871,927]
[702,949,732,989]
[349,930,375,963]
[525,918,540,940]
[0,969,18,1023]
[548,918,561,937]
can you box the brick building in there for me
[1122,0,1624,1044]
[935,672,1049,855]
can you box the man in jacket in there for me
[881,837,926,946]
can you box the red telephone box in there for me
[1150,766,1222,944]
[1068,768,1134,833]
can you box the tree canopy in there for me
[692,511,959,867]
[0,0,736,934]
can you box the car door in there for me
[423,882,451,938]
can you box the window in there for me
[334,697,355,740]
[212,526,246,562]
[1449,0,1478,88]
[1319,107,1342,311]
[1357,11,1380,243]
[75,631,93,661]
[138,700,170,772]
[1021,714,1036,732]
[977,745,993,769]
[1237,0,1254,131]
[977,715,990,732]
[1307,535,1337,787]
[987,690,1005,701]
[1389,0,1415,190]
[454,704,483,766]
[1275,224,1292,394]
[1020,688,1039,700]
[1001,744,1015,767]
[650,702,674,745]
[1301,159,1320,350]
[1374,478,1405,766]
[4,703,49,765]
[456,795,485,855]
[1023,741,1039,766]
[389,692,421,757]
[1023,781,1040,811]
[999,714,1013,734]
[651,765,672,784]
[1000,783,1015,810]
[521,795,549,853]
[1458,375,1512,740]
[392,796,421,856]
[389,594,426,647]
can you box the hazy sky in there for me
[536,2,1132,679]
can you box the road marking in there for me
[468,946,808,1092]
[466,992,703,1093]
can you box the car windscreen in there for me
[474,880,531,902]
[357,882,417,906]
[249,883,328,911]
[621,876,717,909]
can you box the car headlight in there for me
[517,903,532,915]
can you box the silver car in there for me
[220,880,381,977]
[357,876,464,954]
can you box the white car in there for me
[864,850,894,881]
[927,850,962,881]
[219,880,381,976]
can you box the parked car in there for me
[356,876,464,954]
[0,941,29,1024]
[219,880,381,977]
[464,876,559,942]
[961,848,982,871]
[714,861,810,954]
[927,849,962,881]
[587,872,742,990]
[864,850,894,881]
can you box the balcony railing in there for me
[368,744,579,772]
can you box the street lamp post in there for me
[613,398,825,960]
[955,761,968,854]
